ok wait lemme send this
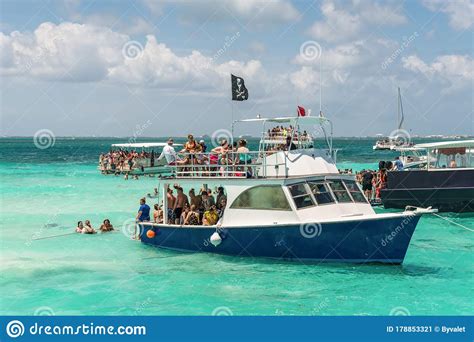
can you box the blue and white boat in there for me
[139,116,434,264]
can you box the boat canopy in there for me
[111,142,182,149]
[414,140,474,150]
[235,116,330,125]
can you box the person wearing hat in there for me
[157,138,183,165]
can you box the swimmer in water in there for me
[82,220,97,234]
[99,219,114,232]
[75,221,84,233]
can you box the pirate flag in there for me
[231,74,249,101]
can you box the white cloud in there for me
[0,22,262,92]
[307,0,406,43]
[402,54,474,91]
[423,0,474,30]
[0,22,125,81]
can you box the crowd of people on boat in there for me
[99,126,314,177]
[155,135,255,177]
[266,125,309,141]
[137,185,227,227]
[99,150,152,174]
[75,219,114,234]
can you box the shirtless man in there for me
[173,187,189,224]
[166,188,176,223]
[189,188,202,209]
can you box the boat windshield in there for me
[287,179,367,210]
[230,185,292,211]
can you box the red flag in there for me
[297,106,306,117]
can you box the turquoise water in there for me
[0,138,473,315]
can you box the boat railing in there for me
[168,151,268,179]
[262,133,312,143]
[98,156,165,173]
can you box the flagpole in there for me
[231,100,234,143]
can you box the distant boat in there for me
[373,88,413,150]
[381,140,474,212]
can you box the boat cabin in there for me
[395,140,474,170]
[154,174,372,227]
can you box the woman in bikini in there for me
[185,204,200,225]
[99,219,114,232]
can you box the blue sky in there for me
[1,0,472,137]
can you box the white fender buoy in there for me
[210,232,222,247]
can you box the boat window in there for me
[327,180,352,203]
[308,182,335,204]
[343,180,367,203]
[288,183,315,209]
[288,183,316,209]
[230,185,291,211]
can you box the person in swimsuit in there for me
[179,204,190,225]
[166,188,176,223]
[173,187,188,224]
[82,220,97,234]
[153,204,163,223]
[185,204,200,225]
[361,170,374,200]
[99,219,114,232]
[75,221,84,233]
[180,134,198,165]
[189,188,202,209]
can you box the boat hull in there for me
[140,215,421,264]
[381,169,474,212]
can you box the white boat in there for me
[99,142,182,175]
[138,115,434,264]
[373,88,413,150]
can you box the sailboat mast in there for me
[397,87,404,130]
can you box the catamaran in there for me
[137,115,434,264]
[99,142,182,176]
[381,140,474,212]
[373,88,413,150]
